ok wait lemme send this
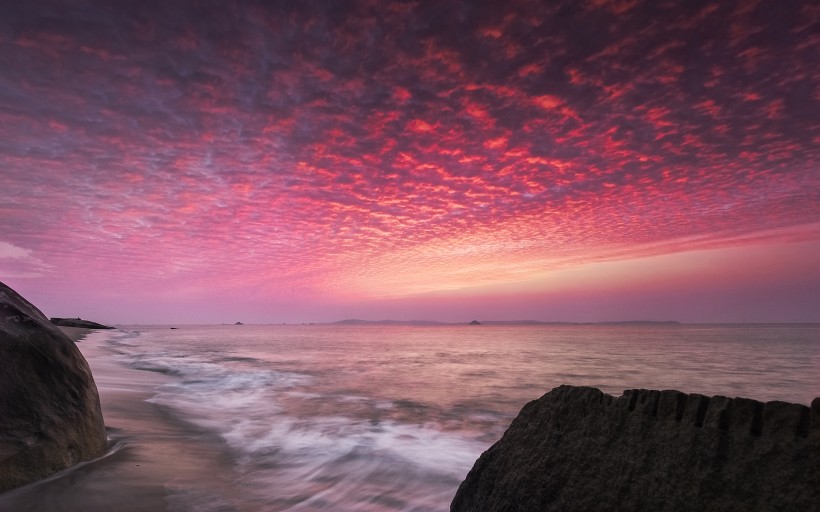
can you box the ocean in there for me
[4,324,819,511]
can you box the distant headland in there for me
[50,317,113,329]
[331,319,680,326]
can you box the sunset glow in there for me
[1,1,818,323]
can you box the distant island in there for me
[476,320,681,326]
[331,319,680,326]
[333,319,449,326]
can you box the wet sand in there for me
[0,331,239,512]
[59,326,92,342]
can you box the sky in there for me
[1,0,818,324]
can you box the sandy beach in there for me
[58,326,92,342]
[0,330,239,512]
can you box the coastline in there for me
[2,323,816,510]
[0,329,238,512]
[57,326,92,342]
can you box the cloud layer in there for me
[1,1,818,321]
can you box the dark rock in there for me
[469,320,482,325]
[0,282,107,492]
[50,317,113,330]
[451,385,819,512]
[234,321,243,325]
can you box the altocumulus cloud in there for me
[0,241,53,278]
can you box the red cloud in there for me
[0,0,817,314]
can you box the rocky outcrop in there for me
[50,317,112,330]
[0,282,107,492]
[452,385,819,512]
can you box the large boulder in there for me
[452,385,819,511]
[0,282,107,492]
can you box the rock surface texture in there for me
[0,282,107,492]
[452,385,819,512]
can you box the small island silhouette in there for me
[331,319,679,326]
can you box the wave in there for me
[113,334,486,510]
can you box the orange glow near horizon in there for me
[322,223,820,299]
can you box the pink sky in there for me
[2,1,819,324]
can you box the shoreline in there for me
[2,323,816,510]
[0,330,239,512]
[57,326,92,342]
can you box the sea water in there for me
[94,324,818,511]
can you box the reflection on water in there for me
[105,324,817,511]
